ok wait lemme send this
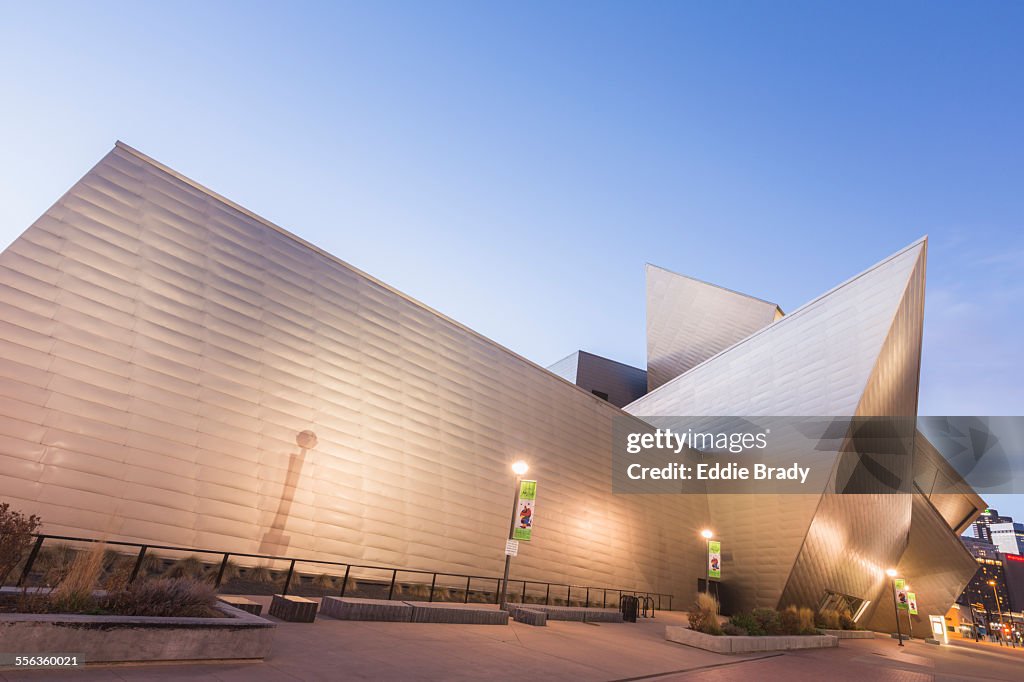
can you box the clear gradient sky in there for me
[1,2,1021,516]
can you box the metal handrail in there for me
[14,533,673,611]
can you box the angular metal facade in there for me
[628,239,984,624]
[645,264,781,392]
[0,144,982,622]
[0,143,708,595]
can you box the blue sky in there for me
[1,2,1021,515]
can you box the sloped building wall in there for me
[0,143,708,596]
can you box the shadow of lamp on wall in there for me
[259,430,318,555]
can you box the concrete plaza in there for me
[4,598,1024,681]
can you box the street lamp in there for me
[701,529,713,594]
[499,460,529,606]
[988,580,1005,643]
[887,568,904,647]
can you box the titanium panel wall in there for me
[645,264,781,392]
[627,240,928,613]
[0,143,708,596]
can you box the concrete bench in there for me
[217,595,263,616]
[507,604,623,623]
[269,594,318,623]
[406,602,509,625]
[320,597,413,622]
[507,605,547,626]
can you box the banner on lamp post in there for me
[895,579,908,610]
[708,540,721,580]
[907,592,918,615]
[512,480,536,541]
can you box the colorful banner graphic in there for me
[708,540,721,579]
[512,480,537,541]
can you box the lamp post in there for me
[498,460,529,606]
[701,529,713,595]
[887,569,904,646]
[988,580,1004,644]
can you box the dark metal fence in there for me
[13,534,673,612]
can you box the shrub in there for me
[103,578,218,617]
[722,622,748,636]
[0,503,41,584]
[779,605,802,635]
[247,564,273,583]
[798,606,817,635]
[816,607,841,630]
[165,556,207,580]
[751,608,782,636]
[50,542,106,614]
[729,611,764,636]
[839,608,857,630]
[313,573,336,589]
[688,592,722,635]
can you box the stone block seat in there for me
[320,597,413,621]
[503,604,623,623]
[217,595,263,616]
[269,594,318,623]
[405,602,509,625]
[506,605,547,626]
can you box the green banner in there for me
[708,540,721,579]
[895,578,908,610]
[907,592,918,615]
[519,480,537,500]
[512,480,536,541]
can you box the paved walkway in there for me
[4,598,1024,681]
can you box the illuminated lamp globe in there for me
[512,460,529,476]
[886,568,898,577]
[700,529,713,539]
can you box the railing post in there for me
[214,553,231,588]
[428,574,437,602]
[521,580,527,603]
[586,587,590,608]
[669,596,672,611]
[340,565,351,597]
[567,585,571,606]
[16,536,45,587]
[282,559,296,596]
[603,589,607,609]
[388,569,397,600]
[495,578,502,605]
[128,545,148,585]
[545,583,551,605]
[464,576,471,603]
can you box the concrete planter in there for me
[0,600,275,664]
[821,628,874,639]
[666,626,838,654]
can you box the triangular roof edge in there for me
[644,262,780,309]
[630,237,928,408]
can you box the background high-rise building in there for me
[971,508,1012,543]
[990,522,1024,556]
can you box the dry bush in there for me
[0,503,41,584]
[103,577,218,617]
[816,607,841,630]
[36,544,76,586]
[839,608,857,630]
[313,573,336,589]
[102,555,135,592]
[247,564,273,583]
[780,605,802,635]
[50,542,106,613]
[688,592,722,635]
[165,556,207,580]
[798,606,817,634]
